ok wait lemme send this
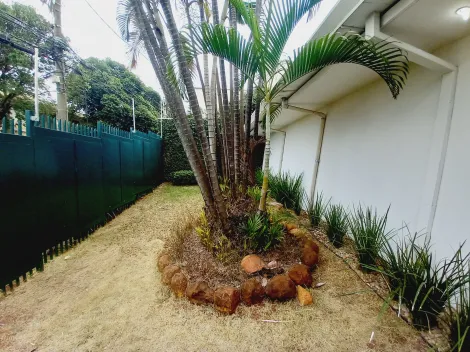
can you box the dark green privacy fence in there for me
[0,111,162,291]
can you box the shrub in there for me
[446,256,470,352]
[255,168,263,187]
[247,186,261,202]
[241,213,285,252]
[269,172,304,215]
[349,205,392,271]
[375,232,469,329]
[307,191,330,227]
[324,204,348,247]
[170,170,197,186]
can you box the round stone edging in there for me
[157,223,321,315]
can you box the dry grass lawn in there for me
[0,183,428,352]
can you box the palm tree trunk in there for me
[258,101,271,213]
[212,0,234,188]
[201,4,216,164]
[253,80,261,139]
[136,0,220,224]
[184,0,206,104]
[216,72,229,180]
[160,0,228,228]
[231,4,240,187]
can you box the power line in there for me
[81,0,151,63]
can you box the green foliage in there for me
[446,255,470,352]
[349,205,392,271]
[255,168,263,186]
[325,204,349,247]
[67,58,161,131]
[269,172,304,215]
[247,186,261,202]
[196,211,213,250]
[241,213,285,252]
[196,211,234,263]
[159,118,205,181]
[307,191,330,227]
[169,170,197,186]
[374,232,470,329]
[0,3,56,117]
[11,97,57,119]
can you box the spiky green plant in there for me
[307,191,330,227]
[269,172,304,215]
[447,255,469,352]
[241,213,285,252]
[349,205,392,271]
[247,186,262,202]
[374,232,470,329]
[324,204,348,247]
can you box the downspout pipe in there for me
[272,128,286,174]
[365,11,457,236]
[281,98,327,201]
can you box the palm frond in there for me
[271,33,409,99]
[262,0,322,78]
[193,22,260,81]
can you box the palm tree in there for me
[117,0,228,230]
[194,0,408,212]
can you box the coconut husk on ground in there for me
[0,184,429,351]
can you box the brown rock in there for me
[157,254,171,272]
[285,223,298,232]
[214,286,240,314]
[303,239,320,254]
[288,264,313,286]
[186,281,214,305]
[301,247,319,268]
[265,275,296,301]
[162,265,181,285]
[297,286,313,306]
[170,272,188,298]
[241,278,265,306]
[241,254,265,274]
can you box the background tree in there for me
[0,2,55,118]
[66,57,161,131]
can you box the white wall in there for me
[269,34,470,260]
[271,115,321,199]
[317,64,441,232]
[430,35,470,259]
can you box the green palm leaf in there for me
[271,33,409,99]
[193,22,260,80]
[262,0,322,78]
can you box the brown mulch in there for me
[177,229,302,288]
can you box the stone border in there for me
[157,223,320,315]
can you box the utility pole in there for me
[53,0,68,121]
[34,47,39,121]
[132,98,136,132]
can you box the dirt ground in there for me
[0,184,428,352]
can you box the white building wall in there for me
[317,64,441,232]
[430,35,470,259]
[272,115,321,198]
[269,34,470,260]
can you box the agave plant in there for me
[349,205,392,271]
[269,172,305,215]
[307,191,330,227]
[324,204,349,247]
[446,253,469,351]
[192,0,409,216]
[375,232,470,329]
